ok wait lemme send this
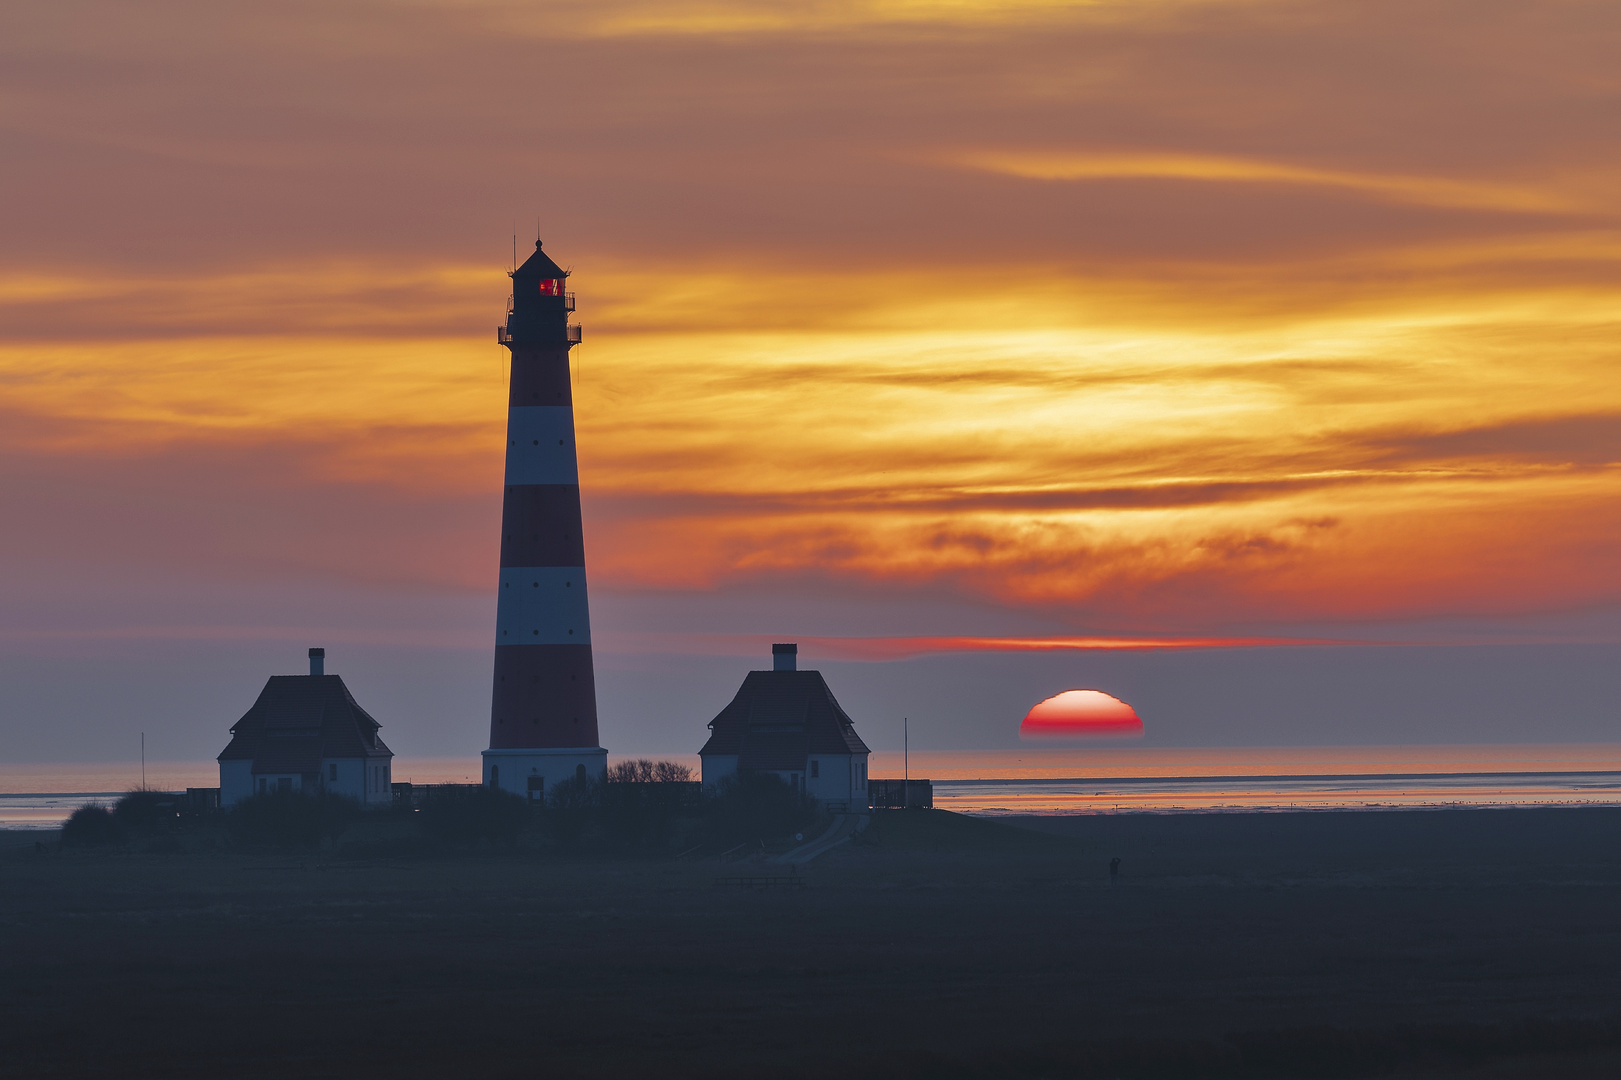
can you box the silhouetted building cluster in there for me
[215,245,905,818]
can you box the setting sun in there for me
[1020,689,1145,740]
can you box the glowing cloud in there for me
[939,150,1582,214]
[1020,690,1145,740]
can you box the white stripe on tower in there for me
[503,407,580,484]
[494,567,593,643]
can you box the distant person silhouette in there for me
[1109,856,1121,884]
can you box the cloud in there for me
[0,264,497,341]
[487,0,1246,38]
[938,149,1586,215]
[9,264,1621,632]
[1364,414,1621,468]
[591,630,1343,660]
[5,0,1621,648]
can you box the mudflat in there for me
[4,808,1621,1079]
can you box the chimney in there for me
[772,643,797,672]
[309,647,325,676]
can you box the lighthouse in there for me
[482,240,607,800]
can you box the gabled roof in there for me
[218,674,392,772]
[514,240,568,280]
[698,670,870,771]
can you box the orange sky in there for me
[4,0,1621,755]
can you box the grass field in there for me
[5,807,1621,1078]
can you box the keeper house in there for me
[217,648,394,807]
[698,644,871,811]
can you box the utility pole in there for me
[141,732,146,790]
[903,717,908,808]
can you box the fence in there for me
[390,782,482,809]
[390,779,706,811]
[868,778,933,809]
[184,787,220,814]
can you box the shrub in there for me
[600,762,704,850]
[114,789,180,832]
[227,790,361,849]
[545,775,600,848]
[416,784,529,844]
[61,805,122,847]
[704,772,815,847]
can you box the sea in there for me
[7,744,1621,829]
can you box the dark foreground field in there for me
[5,808,1621,1079]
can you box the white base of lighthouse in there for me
[482,746,607,803]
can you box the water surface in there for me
[8,745,1621,827]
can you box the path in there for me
[772,812,870,865]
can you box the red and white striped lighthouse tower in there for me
[482,240,607,799]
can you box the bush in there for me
[227,790,361,849]
[704,772,815,848]
[114,789,180,832]
[61,805,122,847]
[545,775,599,848]
[600,762,703,850]
[416,784,529,845]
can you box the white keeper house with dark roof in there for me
[217,648,395,807]
[698,644,871,811]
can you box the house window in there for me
[277,777,292,793]
[329,763,338,782]
[810,760,819,779]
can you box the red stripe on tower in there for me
[482,240,606,802]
